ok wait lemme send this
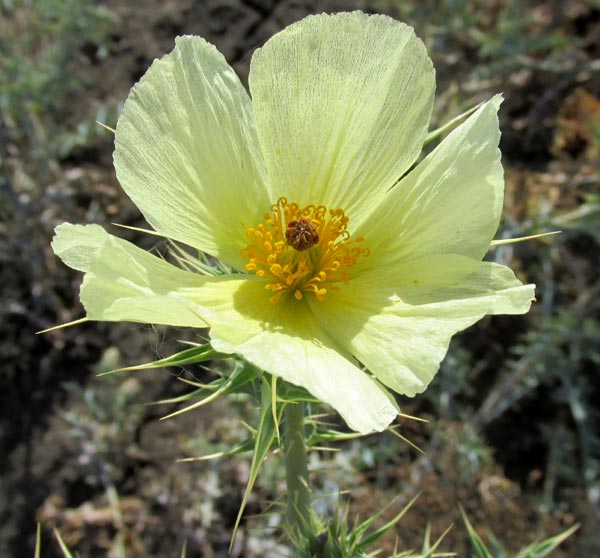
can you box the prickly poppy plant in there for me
[52,12,534,433]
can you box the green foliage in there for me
[34,523,189,558]
[22,1,596,555]
[290,495,452,558]
[0,0,120,161]
[61,348,143,489]
[365,0,580,77]
[106,342,230,374]
[53,101,122,158]
[550,193,600,240]
[231,375,286,546]
[374,0,600,520]
[461,508,578,558]
[0,0,118,115]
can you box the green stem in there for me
[283,401,311,535]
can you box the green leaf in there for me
[360,493,420,548]
[230,377,283,549]
[160,359,257,419]
[420,522,453,558]
[514,523,579,558]
[460,507,492,558]
[277,382,319,404]
[423,102,483,147]
[101,342,226,375]
[305,426,364,447]
[460,506,578,558]
[178,437,255,462]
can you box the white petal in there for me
[312,254,534,396]
[359,96,505,269]
[114,36,269,269]
[249,12,434,224]
[53,223,208,327]
[53,224,398,432]
[200,280,399,433]
[52,223,112,272]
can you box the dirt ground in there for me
[1,0,599,557]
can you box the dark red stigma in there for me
[285,218,319,251]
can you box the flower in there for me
[52,12,534,434]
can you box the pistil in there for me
[242,197,369,303]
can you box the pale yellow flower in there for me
[52,12,534,433]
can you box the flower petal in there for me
[52,223,113,272]
[53,223,208,327]
[114,36,268,269]
[312,254,534,396]
[249,12,434,224]
[359,96,505,269]
[53,224,398,433]
[200,280,399,433]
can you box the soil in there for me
[1,1,599,557]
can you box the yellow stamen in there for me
[241,197,369,303]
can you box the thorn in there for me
[96,120,115,133]
[36,317,88,334]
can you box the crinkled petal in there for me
[359,96,504,270]
[249,12,434,225]
[311,254,534,396]
[199,280,399,433]
[114,36,268,269]
[53,223,208,327]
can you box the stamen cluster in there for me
[242,197,369,302]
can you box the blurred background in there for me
[1,0,599,556]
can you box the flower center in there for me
[285,218,319,251]
[242,197,369,303]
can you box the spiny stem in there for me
[283,401,311,535]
